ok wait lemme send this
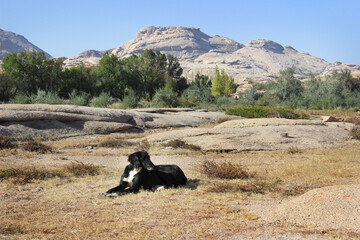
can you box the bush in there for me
[199,160,251,179]
[90,92,114,108]
[225,106,308,119]
[68,90,90,106]
[226,106,269,118]
[121,89,138,109]
[152,89,178,108]
[216,96,237,110]
[32,90,63,104]
[9,94,32,104]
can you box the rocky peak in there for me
[246,39,284,54]
[0,28,52,59]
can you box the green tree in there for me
[0,73,16,102]
[211,68,236,97]
[1,51,63,95]
[265,68,303,106]
[60,64,97,98]
[96,53,128,99]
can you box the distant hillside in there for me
[62,26,360,87]
[0,28,52,59]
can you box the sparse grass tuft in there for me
[287,147,303,154]
[22,140,52,153]
[0,223,27,235]
[63,162,101,177]
[0,135,15,149]
[199,160,252,179]
[350,126,360,140]
[97,139,134,148]
[164,139,201,151]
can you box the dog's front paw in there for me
[100,192,119,198]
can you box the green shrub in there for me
[90,92,114,108]
[216,96,237,110]
[9,94,32,104]
[226,106,269,118]
[32,90,63,104]
[152,89,178,108]
[122,89,139,109]
[68,90,90,106]
[226,106,308,119]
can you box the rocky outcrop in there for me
[62,26,360,88]
[146,118,353,151]
[0,104,239,139]
[0,28,52,59]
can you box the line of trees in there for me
[1,50,359,110]
[240,68,360,109]
[0,50,188,102]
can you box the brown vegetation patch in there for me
[350,126,360,140]
[0,135,15,149]
[163,139,201,151]
[0,162,101,185]
[199,160,252,179]
[22,140,52,153]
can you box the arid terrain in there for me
[1,107,360,239]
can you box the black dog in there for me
[102,151,187,197]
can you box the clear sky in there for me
[1,0,359,65]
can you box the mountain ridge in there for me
[0,28,52,59]
[62,26,360,87]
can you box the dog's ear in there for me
[139,151,155,170]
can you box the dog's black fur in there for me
[103,151,187,196]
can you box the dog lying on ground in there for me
[102,151,187,197]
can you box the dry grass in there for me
[1,135,360,239]
[0,162,101,185]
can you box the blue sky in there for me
[1,0,359,65]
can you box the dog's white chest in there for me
[122,168,141,183]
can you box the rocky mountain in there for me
[62,26,360,88]
[0,28,52,60]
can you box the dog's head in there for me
[128,151,155,170]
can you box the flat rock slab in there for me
[0,104,239,139]
[146,118,354,151]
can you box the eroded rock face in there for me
[0,28,52,59]
[62,26,360,87]
[0,104,239,139]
